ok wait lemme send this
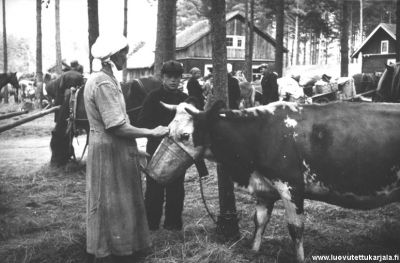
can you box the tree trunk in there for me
[244,0,249,78]
[285,23,289,67]
[122,0,128,82]
[154,0,177,79]
[396,0,400,61]
[2,0,7,74]
[349,1,353,63]
[36,0,43,108]
[55,0,62,75]
[290,31,295,66]
[203,0,239,241]
[340,0,350,77]
[244,0,254,81]
[309,31,312,65]
[294,3,299,65]
[275,0,284,76]
[2,0,7,103]
[87,0,99,73]
[325,40,329,65]
[318,32,323,65]
[360,0,363,43]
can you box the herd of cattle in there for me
[0,69,380,111]
[1,64,400,262]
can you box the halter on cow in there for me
[148,100,400,262]
[375,62,400,102]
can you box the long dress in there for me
[84,68,151,258]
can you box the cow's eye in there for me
[180,133,190,141]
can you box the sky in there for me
[3,0,157,72]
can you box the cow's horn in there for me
[185,105,200,116]
[160,102,177,112]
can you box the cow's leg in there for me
[252,198,275,251]
[282,198,304,262]
[276,181,305,263]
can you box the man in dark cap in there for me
[138,60,208,231]
[258,63,279,104]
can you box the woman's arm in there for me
[110,123,169,139]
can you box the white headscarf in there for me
[91,34,129,72]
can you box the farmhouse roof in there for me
[176,10,286,51]
[351,23,396,58]
[127,11,287,69]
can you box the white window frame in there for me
[387,58,396,65]
[204,63,233,76]
[252,65,262,81]
[226,35,245,49]
[381,40,389,54]
[204,64,213,76]
[226,37,234,47]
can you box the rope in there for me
[162,135,218,225]
[198,173,217,225]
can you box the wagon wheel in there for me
[313,97,331,104]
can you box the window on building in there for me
[252,65,263,81]
[226,37,233,47]
[381,40,389,54]
[387,58,396,65]
[226,35,245,49]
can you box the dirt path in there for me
[0,136,87,177]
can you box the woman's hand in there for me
[151,126,169,137]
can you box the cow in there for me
[147,100,400,262]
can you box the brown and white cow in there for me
[147,100,400,262]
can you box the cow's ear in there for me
[160,102,177,112]
[185,96,201,109]
[209,100,226,113]
[207,100,226,118]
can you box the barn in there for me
[126,11,287,81]
[351,23,396,74]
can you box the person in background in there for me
[187,67,205,109]
[70,60,84,74]
[84,34,169,263]
[138,60,208,231]
[258,63,279,105]
[202,69,214,100]
[227,64,241,109]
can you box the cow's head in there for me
[145,99,225,184]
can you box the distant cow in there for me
[149,100,400,262]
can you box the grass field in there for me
[0,101,399,263]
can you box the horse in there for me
[375,63,400,102]
[49,76,161,166]
[352,73,380,94]
[45,71,84,109]
[0,72,21,103]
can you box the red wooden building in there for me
[126,11,287,81]
[351,23,397,74]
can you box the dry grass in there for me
[1,101,400,263]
